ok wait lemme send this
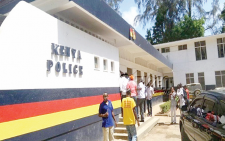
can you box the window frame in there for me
[186,73,194,84]
[94,56,100,70]
[194,41,207,61]
[198,72,205,90]
[178,44,187,51]
[110,61,114,72]
[217,37,225,58]
[161,47,170,53]
[103,59,108,71]
[215,70,225,87]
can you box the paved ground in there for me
[140,108,181,141]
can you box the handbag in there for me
[175,95,179,102]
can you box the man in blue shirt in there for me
[99,93,117,141]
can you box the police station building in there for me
[154,33,225,90]
[0,0,172,141]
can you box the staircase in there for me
[114,114,159,141]
[114,116,128,140]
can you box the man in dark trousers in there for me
[99,93,117,141]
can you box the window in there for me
[198,72,205,90]
[190,98,203,115]
[94,57,99,69]
[110,61,114,72]
[215,70,225,87]
[178,44,187,50]
[186,73,194,84]
[217,38,225,58]
[195,41,207,60]
[202,99,215,114]
[161,47,170,53]
[103,59,108,71]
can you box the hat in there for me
[129,75,134,80]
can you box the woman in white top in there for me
[170,87,177,124]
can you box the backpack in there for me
[183,89,187,100]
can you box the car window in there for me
[218,100,225,125]
[190,98,203,115]
[202,99,214,114]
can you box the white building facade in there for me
[155,33,225,90]
[0,0,172,141]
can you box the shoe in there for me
[140,120,144,122]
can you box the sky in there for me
[119,0,225,39]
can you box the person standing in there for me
[127,75,138,116]
[120,73,129,117]
[146,84,154,117]
[99,93,117,141]
[170,87,177,124]
[184,85,189,100]
[121,89,140,141]
[184,85,190,105]
[137,79,146,122]
[177,84,185,109]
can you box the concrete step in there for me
[117,122,125,128]
[119,117,123,122]
[114,133,128,140]
[114,114,159,141]
[114,127,127,133]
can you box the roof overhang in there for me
[0,0,173,71]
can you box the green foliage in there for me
[169,15,205,41]
[151,15,205,44]
[145,29,153,44]
[221,3,225,33]
[160,100,171,113]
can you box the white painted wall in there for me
[0,2,119,90]
[155,35,225,87]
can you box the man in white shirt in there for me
[119,73,129,117]
[146,84,154,116]
[177,83,185,109]
[137,79,146,122]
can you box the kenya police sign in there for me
[47,43,83,75]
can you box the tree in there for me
[151,4,167,44]
[221,3,225,33]
[170,15,205,41]
[134,0,220,35]
[145,29,153,44]
[103,0,124,15]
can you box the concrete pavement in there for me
[140,108,181,141]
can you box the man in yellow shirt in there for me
[121,89,140,141]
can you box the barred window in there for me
[195,41,207,61]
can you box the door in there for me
[183,98,204,140]
[193,96,219,141]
